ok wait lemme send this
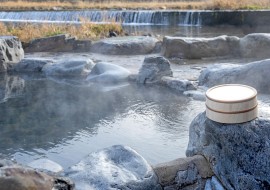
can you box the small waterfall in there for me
[0,10,202,26]
[181,11,202,26]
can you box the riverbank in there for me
[0,22,123,42]
[0,0,270,11]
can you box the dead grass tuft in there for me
[0,0,270,10]
[0,21,123,42]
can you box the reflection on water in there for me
[0,74,205,167]
[123,25,270,37]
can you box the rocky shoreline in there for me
[1,34,270,189]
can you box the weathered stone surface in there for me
[11,58,53,72]
[0,163,54,190]
[198,59,270,93]
[239,33,270,58]
[161,35,239,59]
[91,36,159,55]
[186,112,270,190]
[154,155,213,189]
[205,176,225,190]
[87,62,130,83]
[42,58,94,77]
[0,159,74,190]
[28,159,63,174]
[161,77,196,92]
[66,145,162,190]
[23,34,92,53]
[183,90,206,101]
[0,36,24,72]
[137,56,172,84]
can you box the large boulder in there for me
[66,145,161,190]
[11,58,53,72]
[42,58,94,77]
[137,56,172,84]
[23,34,92,53]
[0,159,74,190]
[186,112,270,190]
[91,36,159,55]
[198,59,270,93]
[161,35,239,59]
[239,33,270,58]
[0,36,24,72]
[153,155,214,189]
[87,62,130,83]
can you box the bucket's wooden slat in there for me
[205,84,258,124]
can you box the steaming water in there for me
[0,75,205,168]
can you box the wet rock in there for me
[91,36,159,55]
[42,58,94,77]
[28,159,63,174]
[186,112,270,190]
[161,77,196,92]
[0,36,24,72]
[87,62,130,83]
[11,58,53,72]
[137,56,172,84]
[24,34,74,53]
[66,145,161,190]
[198,59,270,93]
[23,34,92,53]
[0,163,54,190]
[240,33,270,58]
[153,155,213,189]
[183,90,206,101]
[161,35,239,59]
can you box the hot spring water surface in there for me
[0,75,205,168]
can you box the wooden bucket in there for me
[206,84,258,124]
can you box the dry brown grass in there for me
[207,0,270,10]
[0,21,123,42]
[0,0,270,10]
[0,1,206,10]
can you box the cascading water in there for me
[181,11,201,26]
[0,10,202,26]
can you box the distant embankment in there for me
[0,10,269,26]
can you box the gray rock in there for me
[66,145,161,190]
[161,77,196,92]
[198,59,270,93]
[27,159,63,174]
[137,56,172,84]
[42,58,94,77]
[240,33,270,58]
[0,36,24,72]
[186,112,270,190]
[0,162,54,190]
[161,35,239,59]
[154,155,213,189]
[87,62,130,83]
[0,159,74,190]
[210,176,225,190]
[24,34,74,53]
[183,90,206,101]
[11,58,53,72]
[91,36,159,55]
